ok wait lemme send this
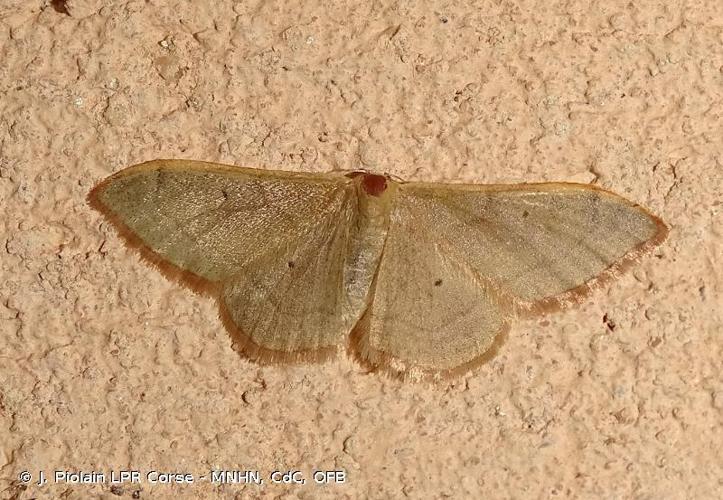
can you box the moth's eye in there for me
[361,173,387,196]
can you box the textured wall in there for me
[0,0,721,498]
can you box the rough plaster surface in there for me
[0,1,721,499]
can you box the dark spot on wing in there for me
[287,261,295,269]
[434,279,443,286]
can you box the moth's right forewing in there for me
[399,182,668,313]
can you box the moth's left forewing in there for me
[89,160,366,364]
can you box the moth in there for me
[88,160,668,380]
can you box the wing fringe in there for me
[348,306,510,383]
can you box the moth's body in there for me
[342,173,394,326]
[89,160,668,380]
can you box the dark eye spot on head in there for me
[361,173,388,196]
[522,210,529,218]
[287,261,295,269]
[434,279,443,286]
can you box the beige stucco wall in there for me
[0,1,720,498]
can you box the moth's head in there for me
[346,171,393,197]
